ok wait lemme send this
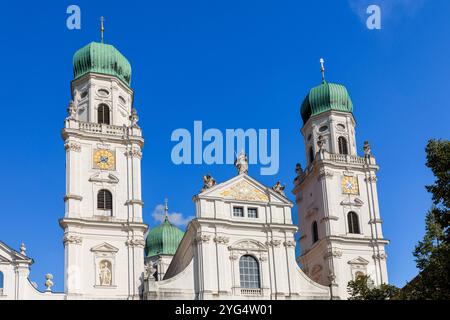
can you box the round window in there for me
[97,89,109,97]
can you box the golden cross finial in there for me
[100,16,105,43]
[320,58,325,82]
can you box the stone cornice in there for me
[64,194,83,202]
[59,217,147,231]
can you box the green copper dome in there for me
[145,217,185,257]
[300,81,353,124]
[73,41,132,86]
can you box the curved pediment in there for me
[228,239,268,252]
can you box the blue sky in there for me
[0,0,448,292]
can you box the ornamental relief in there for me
[266,240,282,247]
[323,249,343,260]
[195,234,211,243]
[213,236,230,244]
[125,149,142,159]
[283,240,296,248]
[317,169,333,181]
[228,240,267,252]
[219,181,269,202]
[63,235,82,245]
[64,142,81,152]
[125,239,145,248]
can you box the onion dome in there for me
[145,200,185,257]
[300,58,353,125]
[72,41,132,86]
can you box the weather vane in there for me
[100,16,105,43]
[320,57,325,82]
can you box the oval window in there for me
[97,89,109,97]
[80,91,88,99]
[319,125,328,132]
[337,124,346,130]
[118,96,126,105]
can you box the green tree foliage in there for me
[424,139,450,241]
[400,139,450,299]
[347,275,399,300]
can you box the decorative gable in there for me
[348,256,369,265]
[90,243,119,253]
[220,180,269,202]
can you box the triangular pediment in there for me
[198,174,291,205]
[89,172,119,184]
[348,256,369,265]
[0,241,33,264]
[90,242,119,253]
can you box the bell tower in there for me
[293,59,389,299]
[59,32,147,299]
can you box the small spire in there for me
[164,198,169,221]
[320,57,325,83]
[100,16,105,43]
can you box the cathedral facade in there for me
[0,40,388,300]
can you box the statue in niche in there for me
[99,260,112,286]
[234,151,248,175]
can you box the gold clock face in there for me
[341,176,359,195]
[93,149,115,170]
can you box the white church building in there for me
[0,38,388,300]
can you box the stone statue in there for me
[129,108,139,127]
[234,151,248,175]
[144,263,156,281]
[272,181,286,196]
[45,274,54,292]
[295,163,303,176]
[67,100,77,119]
[201,174,216,192]
[363,140,371,158]
[73,89,81,105]
[99,261,112,286]
[317,135,325,150]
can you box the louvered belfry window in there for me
[338,136,349,155]
[348,211,360,234]
[98,189,112,213]
[98,104,110,124]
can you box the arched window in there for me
[338,136,348,155]
[97,189,113,215]
[0,271,4,292]
[309,146,315,164]
[312,221,319,244]
[239,255,260,288]
[98,104,110,125]
[348,211,360,234]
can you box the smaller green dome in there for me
[73,41,132,86]
[300,81,353,124]
[145,217,185,257]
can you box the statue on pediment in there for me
[201,174,216,192]
[272,181,286,196]
[234,151,248,175]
